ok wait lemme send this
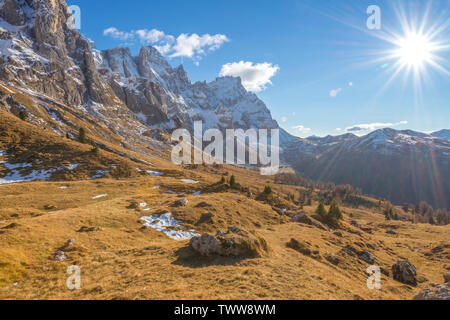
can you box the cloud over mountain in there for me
[346,121,408,133]
[103,27,229,63]
[219,61,279,92]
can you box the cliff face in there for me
[0,0,121,108]
[1,0,281,137]
[98,45,279,133]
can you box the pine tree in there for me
[18,110,27,121]
[229,175,236,188]
[264,186,272,195]
[220,176,225,184]
[328,201,343,220]
[78,127,87,144]
[315,201,327,217]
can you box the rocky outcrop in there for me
[413,283,450,300]
[190,228,269,258]
[444,273,450,283]
[392,259,417,286]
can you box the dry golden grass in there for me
[1,89,449,300]
[0,168,448,300]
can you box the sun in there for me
[395,33,434,68]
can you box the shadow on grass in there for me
[171,246,250,268]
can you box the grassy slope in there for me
[0,93,449,300]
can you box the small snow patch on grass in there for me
[141,213,199,241]
[181,179,199,184]
[147,170,164,176]
[92,194,107,200]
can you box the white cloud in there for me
[135,29,174,44]
[292,125,312,133]
[219,61,280,92]
[281,116,287,123]
[346,120,408,132]
[103,27,134,41]
[170,33,229,60]
[103,27,228,63]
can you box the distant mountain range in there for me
[283,128,449,209]
[0,0,448,209]
[431,129,450,141]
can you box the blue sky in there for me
[68,0,450,137]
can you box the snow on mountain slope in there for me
[432,129,450,141]
[98,46,279,132]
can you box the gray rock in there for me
[174,198,188,207]
[53,251,67,261]
[350,220,360,228]
[59,239,75,251]
[444,273,450,283]
[392,259,417,286]
[189,234,221,257]
[413,283,450,300]
[196,202,213,208]
[359,250,375,264]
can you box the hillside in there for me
[0,0,449,301]
[0,110,449,299]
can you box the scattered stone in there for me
[196,202,213,208]
[359,250,375,264]
[386,230,397,235]
[227,226,240,233]
[333,231,343,237]
[286,238,311,256]
[197,212,215,225]
[189,234,221,257]
[392,259,417,286]
[77,226,101,233]
[350,220,360,228]
[444,273,450,283]
[291,213,311,223]
[326,254,340,265]
[58,239,75,251]
[53,251,67,261]
[44,204,56,210]
[292,213,327,231]
[413,283,450,300]
[174,198,188,207]
[1,223,18,230]
[190,229,269,258]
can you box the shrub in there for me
[315,201,327,217]
[229,175,236,188]
[263,186,272,195]
[328,201,342,220]
[18,110,27,121]
[78,127,87,144]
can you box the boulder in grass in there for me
[189,234,221,257]
[444,273,450,283]
[413,283,450,300]
[53,251,67,261]
[174,198,188,207]
[190,229,269,258]
[392,259,417,286]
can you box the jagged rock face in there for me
[0,0,122,109]
[98,45,279,132]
